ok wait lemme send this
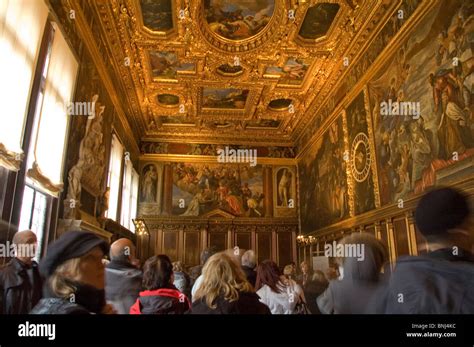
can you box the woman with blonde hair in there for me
[191,252,270,314]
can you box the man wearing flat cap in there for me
[31,231,113,314]
[367,187,474,314]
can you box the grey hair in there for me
[241,250,256,268]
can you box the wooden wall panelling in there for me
[235,232,251,251]
[163,230,178,261]
[405,211,418,256]
[208,232,227,252]
[184,231,200,267]
[393,217,410,257]
[277,231,292,268]
[257,232,272,264]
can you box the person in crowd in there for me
[172,261,191,299]
[105,238,142,314]
[256,260,307,314]
[241,250,257,287]
[130,255,190,314]
[304,270,329,314]
[317,233,387,314]
[192,252,270,314]
[369,187,474,313]
[191,246,218,298]
[31,231,114,314]
[325,266,340,281]
[289,261,297,276]
[0,230,42,314]
[283,264,296,281]
[296,260,312,288]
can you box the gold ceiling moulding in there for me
[139,153,297,166]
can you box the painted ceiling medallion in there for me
[140,0,174,33]
[201,0,280,52]
[202,88,249,109]
[157,94,180,106]
[298,3,340,41]
[268,98,293,111]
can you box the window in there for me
[16,20,78,258]
[0,0,49,166]
[120,158,132,228]
[130,169,139,232]
[120,160,139,231]
[106,134,123,221]
[26,23,79,192]
[18,186,48,259]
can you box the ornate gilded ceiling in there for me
[70,0,390,148]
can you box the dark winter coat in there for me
[0,258,42,314]
[105,260,142,314]
[241,266,257,288]
[30,298,90,314]
[192,291,271,314]
[367,249,474,314]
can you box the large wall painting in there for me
[369,0,474,206]
[299,116,349,232]
[346,91,377,215]
[172,163,265,217]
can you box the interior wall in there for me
[297,0,474,265]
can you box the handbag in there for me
[287,281,311,314]
[294,295,311,314]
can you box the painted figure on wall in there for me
[277,168,292,207]
[172,163,264,217]
[141,164,158,203]
[369,0,474,205]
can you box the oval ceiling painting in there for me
[268,98,292,111]
[157,94,180,106]
[204,0,275,40]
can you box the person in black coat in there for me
[130,255,190,314]
[241,250,257,288]
[317,233,388,314]
[0,230,42,314]
[30,231,112,315]
[304,270,328,314]
[368,187,474,314]
[192,252,270,314]
[105,238,142,314]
